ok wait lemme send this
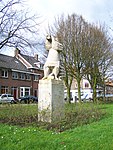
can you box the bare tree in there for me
[51,14,113,103]
[51,15,74,103]
[0,0,41,52]
[51,14,88,102]
[84,24,113,102]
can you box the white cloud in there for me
[27,0,113,24]
[2,0,113,56]
[26,0,113,39]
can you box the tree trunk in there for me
[77,79,81,103]
[103,83,106,102]
[64,74,73,104]
[92,77,97,103]
[93,86,97,103]
[67,86,71,103]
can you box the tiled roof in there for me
[106,82,113,87]
[0,54,28,71]
[21,54,39,68]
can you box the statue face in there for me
[45,35,52,50]
[46,35,52,43]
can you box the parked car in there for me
[0,94,16,104]
[19,95,38,104]
[97,94,113,98]
[81,93,93,101]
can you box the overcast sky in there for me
[27,0,113,35]
[2,0,113,56]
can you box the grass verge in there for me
[0,103,105,131]
[1,103,113,150]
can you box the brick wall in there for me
[0,69,43,99]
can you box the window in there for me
[34,62,43,69]
[1,86,8,94]
[75,83,78,88]
[85,83,89,88]
[12,72,18,79]
[1,94,7,98]
[1,70,8,78]
[39,63,43,69]
[20,87,30,97]
[20,88,24,97]
[26,74,31,80]
[34,75,39,81]
[25,88,30,96]
[19,73,25,80]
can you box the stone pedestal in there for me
[38,79,64,122]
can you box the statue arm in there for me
[52,38,63,52]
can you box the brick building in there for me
[0,49,43,100]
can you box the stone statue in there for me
[42,35,63,80]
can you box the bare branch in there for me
[0,0,41,51]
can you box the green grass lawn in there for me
[1,103,113,150]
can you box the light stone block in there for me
[38,79,64,122]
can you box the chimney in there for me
[35,54,38,61]
[15,48,20,56]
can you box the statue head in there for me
[45,35,52,50]
[46,35,52,43]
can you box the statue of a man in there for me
[42,35,63,80]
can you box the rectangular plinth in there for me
[38,79,64,122]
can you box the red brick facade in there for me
[0,50,43,100]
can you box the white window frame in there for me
[26,74,31,80]
[1,69,8,78]
[19,73,25,80]
[20,87,30,97]
[12,72,18,79]
[34,75,39,81]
